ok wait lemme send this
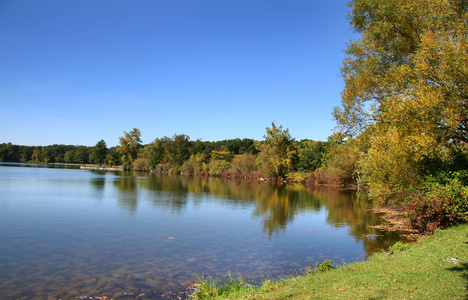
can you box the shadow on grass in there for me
[448,261,468,299]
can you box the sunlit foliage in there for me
[333,0,468,200]
[255,122,298,179]
[117,128,142,170]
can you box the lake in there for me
[0,163,401,299]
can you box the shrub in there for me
[132,158,150,171]
[307,260,335,274]
[180,160,196,175]
[209,160,231,176]
[154,163,171,173]
[286,172,309,183]
[231,153,256,178]
[389,241,410,252]
[403,179,468,233]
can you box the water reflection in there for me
[79,172,401,254]
[114,174,139,213]
[0,165,404,300]
[99,173,395,253]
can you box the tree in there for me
[208,160,231,176]
[333,0,468,200]
[140,138,165,169]
[162,134,191,169]
[107,146,121,167]
[73,146,90,164]
[210,148,233,162]
[232,153,257,178]
[132,157,150,171]
[64,149,74,163]
[297,140,328,172]
[256,122,298,178]
[90,140,108,165]
[117,128,143,170]
[20,146,33,162]
[324,142,361,186]
[0,143,19,162]
[31,147,41,162]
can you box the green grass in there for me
[191,224,468,299]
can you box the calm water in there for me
[0,163,400,299]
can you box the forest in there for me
[0,123,328,181]
[1,0,468,234]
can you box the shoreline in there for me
[191,223,468,299]
[80,164,123,171]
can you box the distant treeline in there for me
[0,124,329,182]
[0,139,258,165]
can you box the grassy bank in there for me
[192,224,468,299]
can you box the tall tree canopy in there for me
[256,122,298,178]
[117,128,142,170]
[90,139,108,165]
[334,0,468,200]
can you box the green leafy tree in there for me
[162,134,191,169]
[64,149,74,163]
[0,143,19,162]
[208,160,231,176]
[90,139,108,165]
[73,146,90,164]
[140,138,165,169]
[117,128,143,170]
[41,147,52,163]
[210,148,233,162]
[107,146,121,167]
[297,140,328,172]
[256,122,298,178]
[20,147,33,162]
[191,139,207,155]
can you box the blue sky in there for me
[0,0,358,147]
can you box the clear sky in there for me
[0,0,358,147]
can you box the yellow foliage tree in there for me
[334,0,468,200]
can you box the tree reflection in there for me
[143,175,189,212]
[103,172,401,255]
[114,173,139,213]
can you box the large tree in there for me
[90,139,108,165]
[334,0,468,200]
[297,140,328,172]
[256,122,298,178]
[164,134,191,168]
[117,128,143,170]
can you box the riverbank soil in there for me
[193,224,468,299]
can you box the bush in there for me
[286,172,309,183]
[307,260,335,274]
[154,163,171,173]
[389,241,410,252]
[209,160,231,176]
[180,160,196,175]
[403,179,468,233]
[132,158,150,171]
